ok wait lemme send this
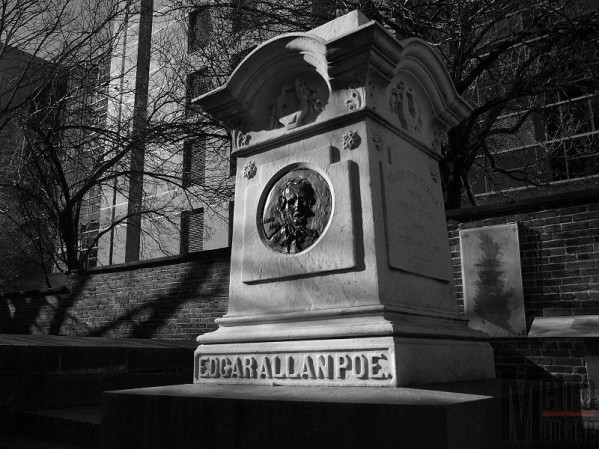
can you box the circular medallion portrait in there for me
[260,168,332,254]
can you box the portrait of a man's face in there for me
[278,178,316,227]
[261,168,331,254]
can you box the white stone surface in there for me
[240,146,356,284]
[194,335,494,387]
[380,132,451,281]
[223,122,382,318]
[529,315,599,337]
[193,11,495,387]
[309,10,371,41]
[195,337,396,387]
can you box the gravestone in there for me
[102,13,520,449]
[193,11,495,387]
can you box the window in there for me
[539,92,599,181]
[182,139,206,187]
[483,12,523,47]
[230,0,258,33]
[471,92,599,199]
[228,200,234,247]
[186,69,208,116]
[78,186,101,268]
[180,208,204,254]
[188,7,212,53]
[229,141,236,177]
[78,221,99,268]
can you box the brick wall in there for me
[491,338,588,384]
[2,190,599,384]
[0,248,231,340]
[447,190,599,383]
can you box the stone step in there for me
[0,335,196,443]
[2,371,192,410]
[0,335,196,410]
[102,381,508,449]
[11,405,101,448]
[0,335,197,376]
[0,435,89,448]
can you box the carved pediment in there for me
[194,33,331,151]
[194,27,471,154]
[269,78,325,131]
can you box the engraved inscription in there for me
[382,159,451,281]
[196,351,391,383]
[260,168,332,254]
[386,167,439,207]
[396,233,440,262]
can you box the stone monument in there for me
[193,11,495,387]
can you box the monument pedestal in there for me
[102,381,510,449]
[191,10,495,388]
[102,12,512,449]
[196,313,494,386]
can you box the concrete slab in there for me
[101,382,506,449]
[0,335,197,411]
[26,405,102,425]
[0,436,88,449]
[0,335,196,374]
[0,335,197,348]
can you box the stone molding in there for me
[194,17,470,156]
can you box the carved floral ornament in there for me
[243,161,257,179]
[341,130,361,151]
[372,133,383,152]
[430,165,439,184]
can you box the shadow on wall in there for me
[0,249,230,340]
[518,225,544,331]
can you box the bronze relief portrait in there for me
[260,168,332,254]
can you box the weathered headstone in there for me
[194,11,495,387]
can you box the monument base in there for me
[194,336,495,387]
[194,312,495,387]
[101,381,512,449]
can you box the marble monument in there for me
[192,11,495,387]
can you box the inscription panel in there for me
[195,349,393,386]
[382,155,451,281]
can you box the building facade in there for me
[82,0,236,268]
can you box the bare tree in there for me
[1,0,597,286]
[0,0,233,282]
[179,0,599,208]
